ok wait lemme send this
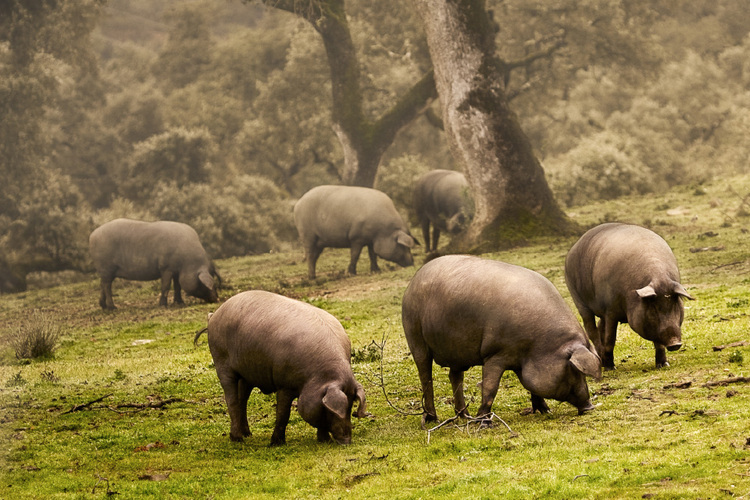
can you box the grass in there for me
[1,174,750,498]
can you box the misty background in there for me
[1,0,749,292]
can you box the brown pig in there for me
[565,223,694,369]
[197,290,367,445]
[402,255,601,426]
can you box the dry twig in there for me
[426,411,515,444]
[62,394,113,414]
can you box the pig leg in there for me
[601,314,618,370]
[216,370,252,442]
[413,353,438,426]
[420,219,431,252]
[529,394,551,414]
[476,357,505,420]
[448,368,471,418]
[580,309,600,354]
[366,245,380,273]
[431,227,441,252]
[270,389,296,446]
[99,276,116,310]
[172,275,184,305]
[654,343,669,368]
[305,243,323,280]
[347,243,364,275]
[159,271,173,307]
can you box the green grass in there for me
[2,175,750,498]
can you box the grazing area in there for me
[1,174,750,499]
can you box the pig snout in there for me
[334,434,352,445]
[666,341,682,352]
[577,401,596,415]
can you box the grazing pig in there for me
[294,185,417,279]
[402,255,601,426]
[413,170,473,252]
[89,218,219,309]
[197,290,367,445]
[565,223,694,369]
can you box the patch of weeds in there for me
[6,371,26,387]
[727,298,749,309]
[40,369,59,382]
[693,186,707,196]
[9,311,61,360]
[352,341,382,363]
[728,350,744,364]
[111,369,127,382]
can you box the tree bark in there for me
[414,0,574,251]
[262,0,437,187]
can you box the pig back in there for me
[89,219,207,281]
[414,170,468,221]
[294,185,406,247]
[403,255,583,368]
[565,223,681,312]
[207,291,352,393]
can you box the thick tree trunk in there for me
[265,0,437,187]
[414,0,573,252]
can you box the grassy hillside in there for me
[1,175,749,499]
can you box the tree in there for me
[258,0,437,187]
[414,0,572,251]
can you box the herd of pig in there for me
[88,170,693,446]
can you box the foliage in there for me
[8,311,61,359]
[2,0,750,279]
[375,154,431,216]
[145,176,297,258]
[122,127,216,200]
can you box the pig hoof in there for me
[577,403,596,415]
[420,413,438,429]
[229,434,245,443]
[655,361,670,368]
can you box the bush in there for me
[146,176,296,258]
[9,311,61,359]
[547,132,655,207]
[375,154,431,221]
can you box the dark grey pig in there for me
[402,255,601,426]
[294,185,417,279]
[565,222,694,369]
[197,290,367,445]
[89,218,219,309]
[413,169,473,252]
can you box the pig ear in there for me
[354,382,369,418]
[322,386,349,419]
[570,346,602,381]
[673,282,695,300]
[395,231,416,248]
[198,270,214,290]
[636,284,657,298]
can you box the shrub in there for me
[9,311,61,359]
[375,154,431,221]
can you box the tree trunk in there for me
[264,0,437,187]
[414,0,574,252]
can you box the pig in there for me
[293,185,417,279]
[196,290,367,445]
[89,218,219,309]
[413,170,473,252]
[564,222,694,370]
[402,255,601,426]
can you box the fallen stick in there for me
[62,394,113,414]
[713,341,750,351]
[704,376,750,387]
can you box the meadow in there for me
[1,174,750,499]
